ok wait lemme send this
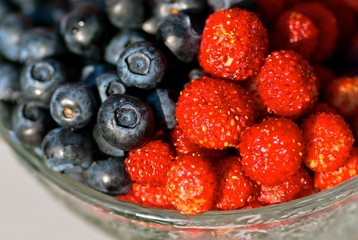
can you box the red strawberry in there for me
[214,156,255,210]
[257,50,318,118]
[128,183,174,209]
[166,155,217,215]
[239,117,304,186]
[314,147,358,190]
[176,76,255,149]
[125,140,175,187]
[198,8,268,81]
[270,10,319,60]
[256,0,300,26]
[294,166,317,199]
[294,2,339,61]
[170,125,227,159]
[301,112,354,173]
[323,76,358,120]
[258,167,310,205]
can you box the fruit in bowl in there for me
[1,0,358,239]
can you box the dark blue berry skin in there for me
[208,0,256,11]
[41,127,95,172]
[0,62,21,102]
[93,123,125,157]
[81,63,115,91]
[11,101,55,147]
[97,94,154,151]
[117,41,167,89]
[188,68,204,80]
[50,82,97,130]
[142,0,207,34]
[146,88,177,130]
[0,101,15,130]
[20,59,67,104]
[104,30,146,65]
[60,5,104,58]
[25,1,67,27]
[85,157,132,195]
[0,13,32,62]
[157,13,201,63]
[96,72,126,102]
[105,0,145,29]
[19,28,65,64]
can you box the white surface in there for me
[0,139,115,240]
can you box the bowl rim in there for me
[3,126,358,229]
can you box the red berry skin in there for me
[166,155,217,215]
[294,2,339,61]
[130,183,174,209]
[198,8,268,81]
[323,76,358,120]
[302,112,354,173]
[258,167,309,205]
[214,156,255,210]
[239,117,304,186]
[270,10,319,60]
[170,125,227,160]
[257,50,318,118]
[176,76,255,150]
[314,147,358,190]
[125,140,175,187]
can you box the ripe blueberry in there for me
[117,41,167,89]
[97,94,154,151]
[20,59,67,104]
[50,82,97,130]
[95,72,126,102]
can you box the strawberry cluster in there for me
[118,1,358,215]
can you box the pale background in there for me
[0,139,115,240]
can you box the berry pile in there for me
[0,0,358,216]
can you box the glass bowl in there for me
[3,125,358,240]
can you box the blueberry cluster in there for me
[0,0,255,196]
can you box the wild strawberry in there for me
[198,8,268,81]
[257,50,318,118]
[256,0,300,26]
[166,155,217,215]
[127,183,174,209]
[239,117,304,186]
[294,2,339,61]
[270,10,319,60]
[312,64,335,89]
[170,125,227,159]
[301,112,354,173]
[124,140,175,187]
[323,76,358,120]
[258,167,310,205]
[214,156,255,210]
[294,166,317,199]
[242,77,268,120]
[176,76,255,150]
[309,102,338,115]
[314,147,358,190]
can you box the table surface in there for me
[0,139,115,240]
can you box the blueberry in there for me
[157,13,201,62]
[142,0,207,34]
[0,62,21,102]
[117,41,167,89]
[19,28,65,64]
[60,5,104,58]
[93,123,125,157]
[146,88,177,130]
[96,72,126,102]
[50,82,97,130]
[80,63,115,90]
[41,127,95,172]
[208,0,256,11]
[86,157,132,195]
[11,101,54,147]
[25,1,67,27]
[188,68,204,80]
[0,101,15,130]
[0,0,14,22]
[104,0,145,29]
[0,13,32,62]
[104,30,146,65]
[97,94,154,151]
[20,59,67,104]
